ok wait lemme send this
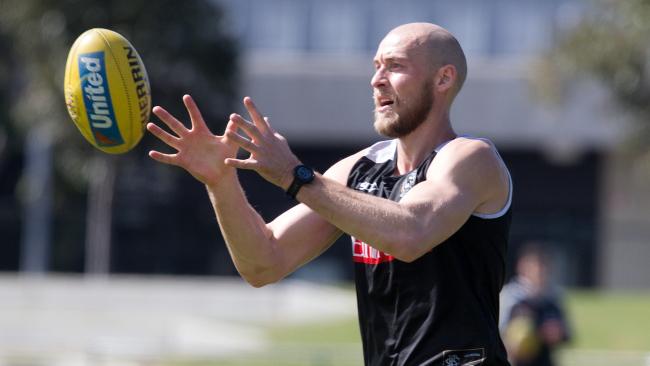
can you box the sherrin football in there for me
[64,28,151,154]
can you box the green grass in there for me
[269,318,361,344]
[166,289,650,366]
[565,290,650,350]
[165,318,363,366]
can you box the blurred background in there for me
[0,0,649,365]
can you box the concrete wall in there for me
[240,53,626,152]
[600,148,650,289]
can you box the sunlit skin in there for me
[370,23,467,174]
[146,23,509,287]
[371,32,436,138]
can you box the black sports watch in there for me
[286,164,315,199]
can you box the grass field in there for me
[557,290,650,366]
[166,289,650,366]
[564,291,650,350]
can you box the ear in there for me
[435,65,457,93]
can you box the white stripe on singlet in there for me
[361,137,512,219]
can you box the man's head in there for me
[516,243,551,293]
[372,23,467,138]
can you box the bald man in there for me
[148,23,512,366]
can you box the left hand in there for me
[225,97,301,190]
[147,94,239,188]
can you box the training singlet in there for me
[347,138,512,366]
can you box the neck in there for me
[395,109,456,175]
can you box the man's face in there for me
[371,34,434,138]
[518,255,549,293]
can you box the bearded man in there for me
[148,22,513,366]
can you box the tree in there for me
[539,0,650,289]
[0,0,238,274]
[538,0,650,153]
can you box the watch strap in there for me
[286,165,314,199]
[286,179,302,199]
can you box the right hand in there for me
[147,94,238,187]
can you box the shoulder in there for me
[501,277,530,300]
[438,137,496,161]
[323,140,396,183]
[427,137,510,212]
[363,139,396,163]
[429,137,503,180]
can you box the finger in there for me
[224,157,259,170]
[263,117,276,133]
[183,94,209,132]
[243,96,270,133]
[148,150,179,166]
[225,130,260,153]
[224,120,237,135]
[230,113,263,142]
[152,106,188,137]
[147,122,181,149]
[221,120,237,145]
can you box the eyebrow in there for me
[373,55,409,65]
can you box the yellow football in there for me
[504,315,541,362]
[64,28,151,154]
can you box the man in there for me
[147,22,512,366]
[500,244,570,366]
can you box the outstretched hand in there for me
[147,94,238,187]
[224,97,300,190]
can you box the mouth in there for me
[375,96,395,112]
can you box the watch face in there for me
[296,166,314,182]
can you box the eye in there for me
[388,62,402,71]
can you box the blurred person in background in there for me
[500,243,571,366]
[148,22,512,366]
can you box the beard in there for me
[373,80,434,138]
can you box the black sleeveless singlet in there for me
[346,139,512,366]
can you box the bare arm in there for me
[296,139,509,262]
[147,95,364,287]
[206,153,361,287]
[225,98,510,263]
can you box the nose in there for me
[371,67,387,89]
